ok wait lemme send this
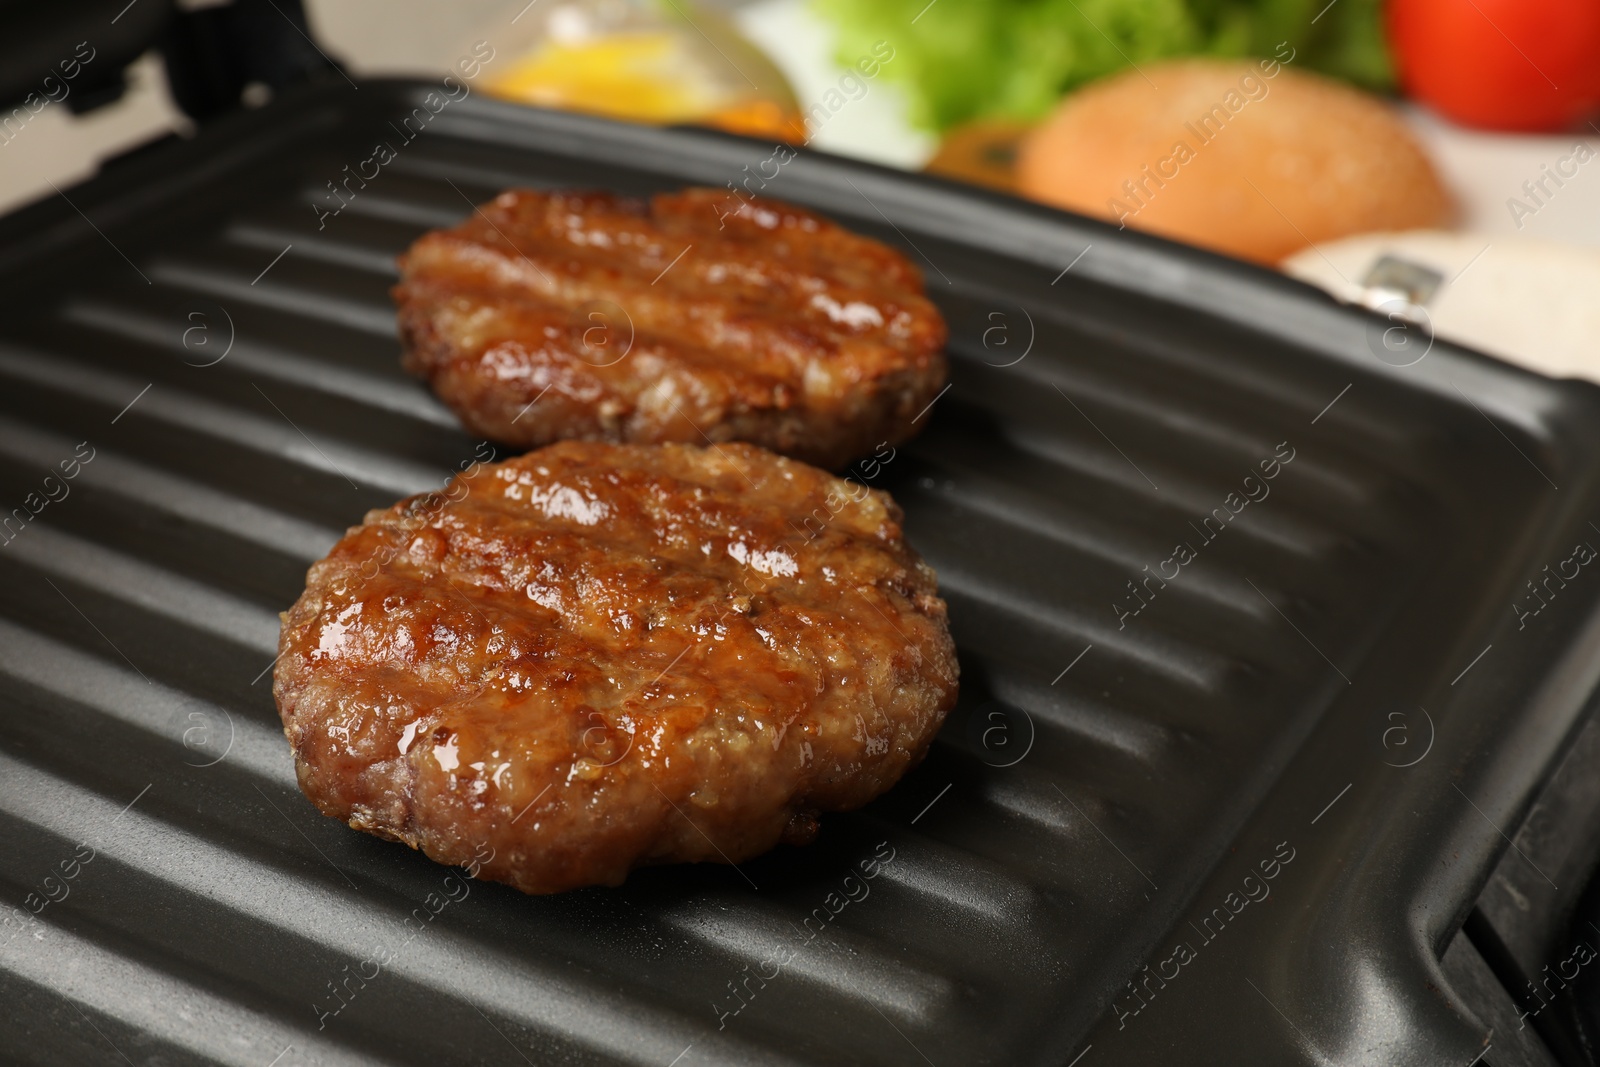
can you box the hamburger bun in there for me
[1017,59,1453,263]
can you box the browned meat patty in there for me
[273,441,958,894]
[393,187,949,471]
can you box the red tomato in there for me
[1388,0,1600,131]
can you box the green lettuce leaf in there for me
[813,0,1392,131]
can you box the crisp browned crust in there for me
[272,442,958,894]
[393,188,949,471]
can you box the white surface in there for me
[1403,104,1600,247]
[305,0,531,74]
[0,53,188,216]
[733,0,934,166]
[1283,231,1600,382]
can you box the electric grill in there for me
[3,36,1600,1067]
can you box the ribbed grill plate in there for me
[3,83,1600,1067]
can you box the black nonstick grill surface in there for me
[3,82,1600,1067]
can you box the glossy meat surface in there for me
[393,188,949,470]
[273,442,958,893]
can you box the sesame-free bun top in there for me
[1017,59,1452,263]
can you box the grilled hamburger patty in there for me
[393,188,949,470]
[273,442,958,894]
